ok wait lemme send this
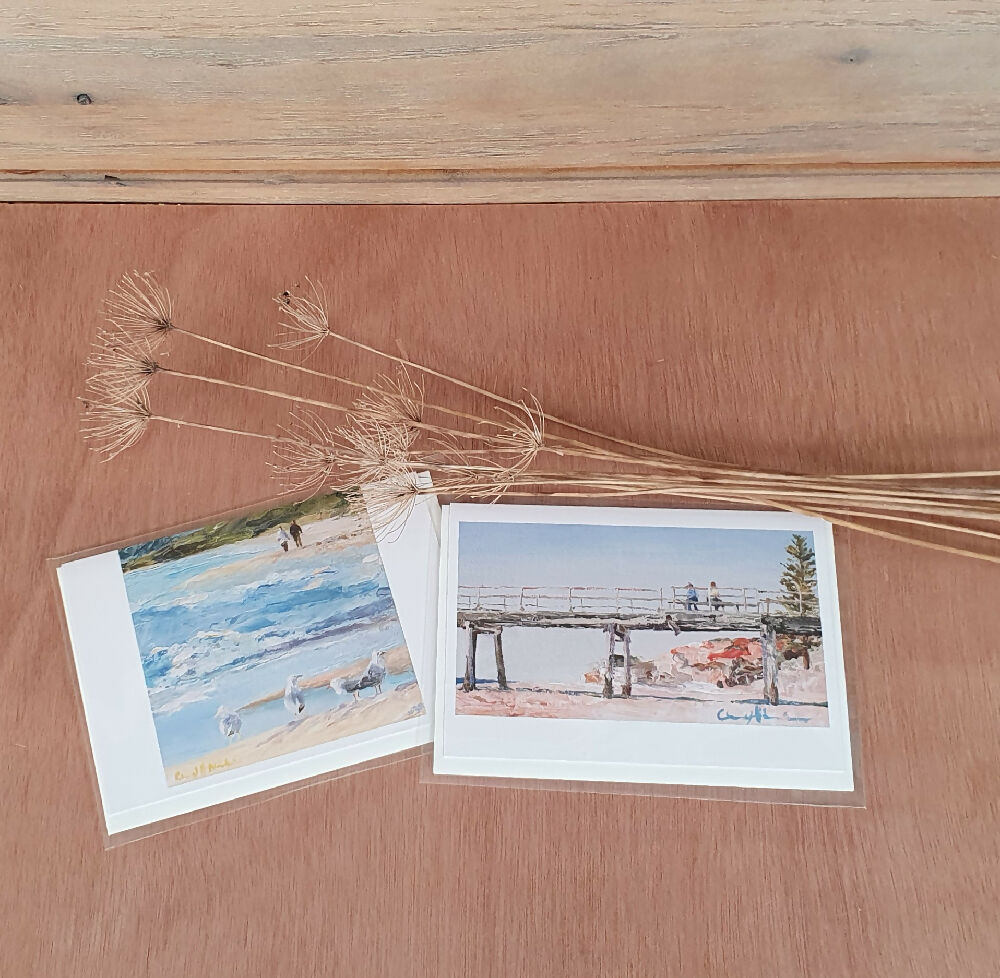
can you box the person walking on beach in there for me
[709,581,722,611]
[276,526,291,552]
[685,582,699,611]
[289,519,304,548]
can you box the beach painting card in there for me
[434,504,854,792]
[57,491,440,836]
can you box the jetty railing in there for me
[457,584,812,616]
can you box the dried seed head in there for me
[85,328,162,402]
[353,368,424,428]
[361,472,426,538]
[271,410,340,495]
[333,420,415,486]
[488,396,545,469]
[105,272,174,344]
[81,390,153,460]
[272,279,330,353]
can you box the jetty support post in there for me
[761,622,779,706]
[493,627,509,691]
[621,627,632,698]
[603,625,615,698]
[463,626,478,692]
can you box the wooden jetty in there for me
[457,584,821,706]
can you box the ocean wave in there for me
[126,527,403,718]
[148,681,216,717]
[140,596,400,695]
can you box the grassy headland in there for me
[120,492,351,572]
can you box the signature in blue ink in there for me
[717,705,774,724]
[716,706,811,725]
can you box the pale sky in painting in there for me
[457,522,809,592]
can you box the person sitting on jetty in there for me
[685,583,699,611]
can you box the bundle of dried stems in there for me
[81,272,1000,564]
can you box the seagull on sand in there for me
[214,706,242,740]
[334,649,387,701]
[284,674,306,717]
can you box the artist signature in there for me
[716,706,810,724]
[173,758,234,782]
[717,706,774,724]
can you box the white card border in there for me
[433,503,854,791]
[57,494,440,836]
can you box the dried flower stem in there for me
[171,326,521,437]
[494,488,1000,564]
[772,503,1000,566]
[802,507,1000,543]
[160,366,353,415]
[150,415,275,441]
[172,327,367,391]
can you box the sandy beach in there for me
[185,512,369,589]
[167,681,424,784]
[456,679,828,726]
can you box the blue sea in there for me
[121,518,414,770]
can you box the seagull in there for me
[214,706,242,740]
[334,649,387,701]
[283,674,306,717]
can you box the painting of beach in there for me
[119,493,424,786]
[454,520,830,728]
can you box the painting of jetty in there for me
[455,521,829,727]
[119,493,424,786]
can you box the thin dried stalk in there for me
[82,388,277,461]
[774,503,1000,566]
[86,326,354,416]
[809,507,1000,543]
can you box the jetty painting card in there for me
[433,504,854,791]
[57,491,440,837]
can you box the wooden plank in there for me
[761,625,780,706]
[621,628,632,698]
[458,609,821,632]
[462,625,476,691]
[2,2,999,201]
[493,630,509,692]
[603,625,615,698]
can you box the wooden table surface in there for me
[2,201,999,976]
[3,2,1000,202]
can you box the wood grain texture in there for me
[2,2,1000,201]
[2,200,1000,977]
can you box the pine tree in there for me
[778,533,818,669]
[779,533,817,613]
